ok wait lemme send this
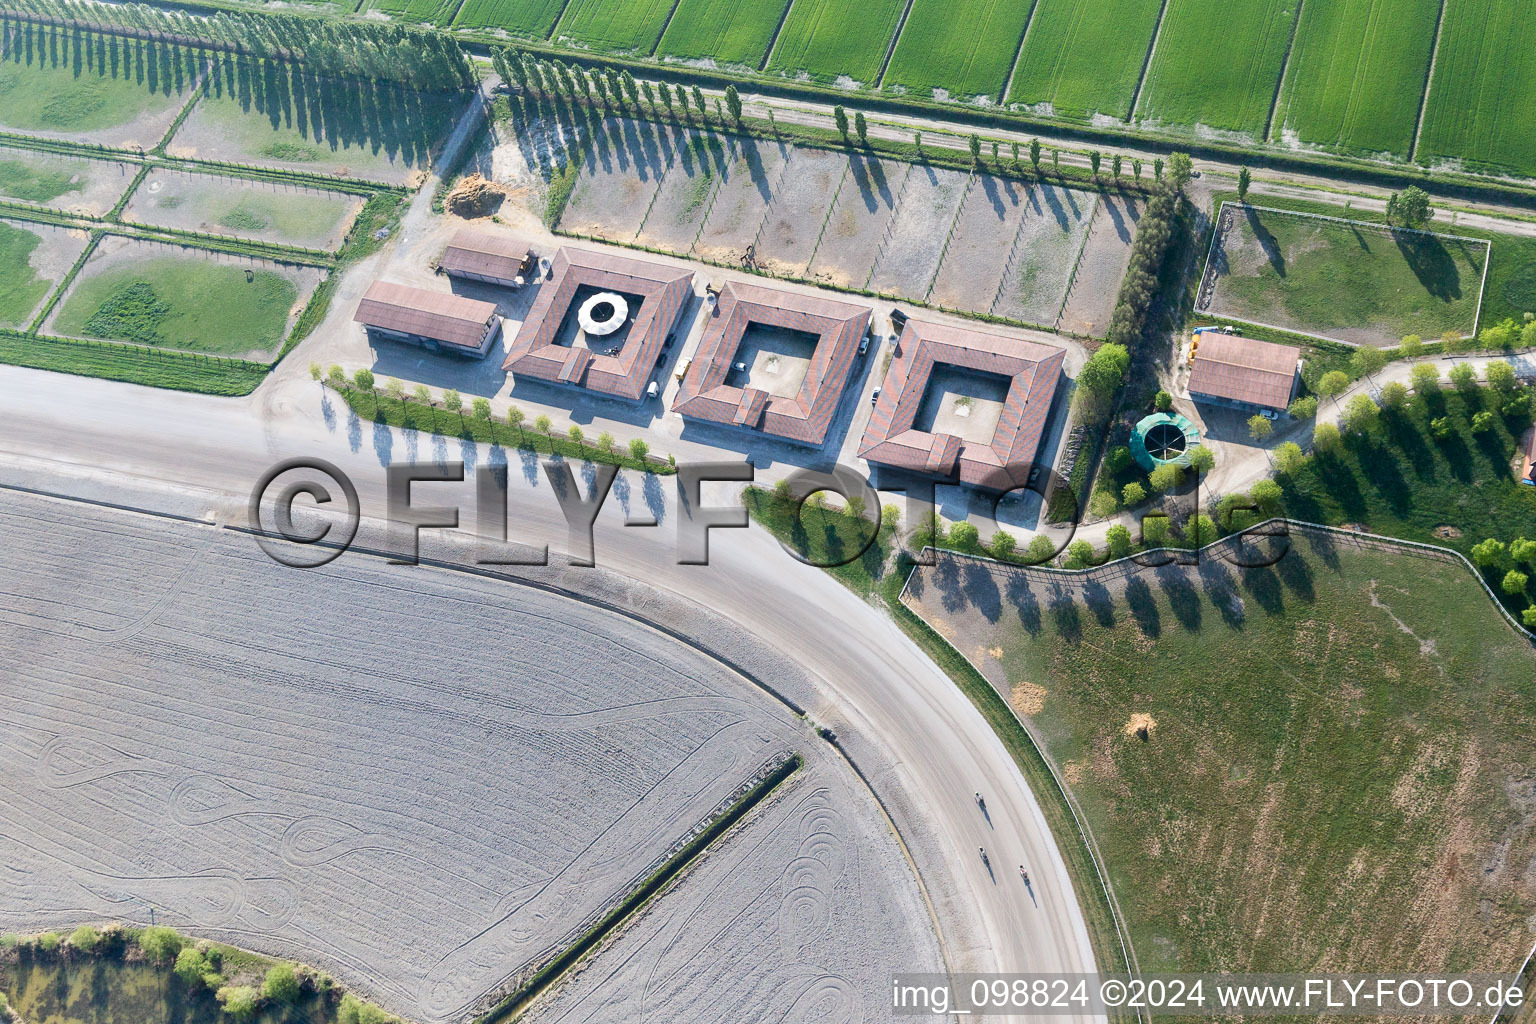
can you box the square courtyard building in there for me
[859,318,1065,489]
[504,247,693,401]
[671,281,871,446]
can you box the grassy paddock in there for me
[0,330,267,393]
[0,220,56,325]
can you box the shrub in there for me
[990,530,1016,559]
[1448,362,1478,393]
[1065,539,1095,569]
[1380,381,1409,410]
[139,926,183,962]
[1342,394,1380,434]
[1088,488,1119,518]
[1410,363,1441,392]
[1522,605,1536,629]
[263,963,301,1004]
[1187,445,1215,472]
[1287,395,1318,419]
[1148,462,1183,493]
[68,925,100,953]
[1510,538,1536,565]
[339,993,396,1024]
[1429,416,1453,439]
[353,368,374,391]
[1122,481,1147,506]
[173,947,212,987]
[1503,571,1529,596]
[1106,523,1132,558]
[1312,422,1342,452]
[948,521,980,551]
[36,932,61,953]
[1154,389,1172,412]
[1471,410,1496,433]
[1105,445,1133,472]
[1472,538,1507,567]
[216,985,259,1020]
[1024,534,1057,565]
[1273,441,1306,474]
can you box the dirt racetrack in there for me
[0,490,940,1022]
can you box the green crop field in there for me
[364,0,459,23]
[764,0,908,86]
[1417,0,1536,177]
[451,0,567,37]
[54,253,300,356]
[554,0,680,54]
[0,220,52,326]
[1209,205,1487,346]
[1005,0,1162,119]
[656,0,791,69]
[1136,0,1298,135]
[1272,0,1438,158]
[882,0,1033,101]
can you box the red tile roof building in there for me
[1188,333,1301,411]
[503,247,693,401]
[859,318,1065,488]
[353,282,501,357]
[671,281,871,445]
[438,228,532,286]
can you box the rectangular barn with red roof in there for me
[671,281,871,446]
[859,318,1065,489]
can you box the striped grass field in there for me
[451,0,566,36]
[882,0,1034,101]
[1417,0,1536,177]
[764,0,908,86]
[1005,0,1163,120]
[554,0,680,54]
[655,0,791,68]
[364,0,460,24]
[1135,0,1299,136]
[1271,0,1439,158]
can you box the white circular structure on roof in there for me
[577,292,628,336]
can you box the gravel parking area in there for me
[692,135,792,265]
[928,174,1030,313]
[635,128,730,253]
[866,165,968,298]
[0,145,138,216]
[558,117,671,241]
[805,154,905,290]
[1058,194,1142,337]
[991,184,1097,327]
[0,491,936,1024]
[754,147,847,277]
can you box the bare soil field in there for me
[166,86,458,185]
[753,147,847,277]
[0,145,138,216]
[805,155,905,291]
[1058,194,1142,337]
[902,536,1536,979]
[928,174,1031,313]
[634,128,730,254]
[526,774,942,1024]
[0,218,89,328]
[991,184,1097,328]
[0,491,938,1024]
[557,117,671,241]
[121,169,363,251]
[692,134,792,265]
[866,165,968,298]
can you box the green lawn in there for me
[0,221,53,327]
[0,151,84,204]
[1005,0,1163,120]
[1211,206,1486,345]
[764,0,908,86]
[54,253,299,356]
[656,0,791,69]
[553,0,680,54]
[882,0,1033,102]
[0,46,189,135]
[452,0,568,36]
[1272,0,1438,158]
[1135,0,1298,135]
[1417,0,1536,177]
[968,539,1536,976]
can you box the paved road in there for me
[0,361,1105,1022]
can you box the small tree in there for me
[353,367,375,392]
[441,388,462,416]
[1148,462,1183,493]
[174,947,213,987]
[506,405,526,436]
[309,361,321,380]
[68,926,100,953]
[1053,149,1060,174]
[968,133,981,166]
[597,430,615,451]
[1248,414,1274,440]
[833,104,849,141]
[1503,570,1529,596]
[991,140,999,162]
[1509,538,1536,565]
[1154,389,1172,411]
[1273,441,1306,474]
[567,423,584,444]
[658,80,673,111]
[1111,153,1122,179]
[1132,157,1142,180]
[1122,481,1147,506]
[216,985,259,1021]
[140,927,183,962]
[1398,333,1423,358]
[628,437,650,462]
[1287,395,1318,420]
[990,530,1016,559]
[1380,381,1409,410]
[691,85,706,116]
[1524,606,1536,630]
[1410,362,1441,393]
[1343,393,1380,434]
[1030,137,1042,173]
[948,521,980,551]
[1312,421,1343,453]
[471,397,492,423]
[1106,523,1133,558]
[1472,538,1507,567]
[1250,478,1283,513]
[1153,156,1164,181]
[534,413,552,434]
[854,110,867,146]
[1142,514,1173,547]
[412,384,433,405]
[1010,140,1020,168]
[1089,488,1119,518]
[385,378,405,402]
[1167,152,1193,191]
[36,933,61,953]
[1237,166,1251,202]
[262,963,301,1004]
[1089,150,1101,178]
[1486,360,1518,392]
[1316,369,1351,402]
[327,364,346,387]
[724,83,741,123]
[1351,346,1387,379]
[1471,410,1497,433]
[1448,361,1478,393]
[914,130,922,153]
[1187,445,1215,472]
[642,81,655,110]
[1185,514,1218,548]
[1387,185,1431,229]
[1024,534,1057,565]
[1065,538,1096,569]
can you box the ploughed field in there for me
[0,491,941,1024]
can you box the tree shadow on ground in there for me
[847,150,892,213]
[1005,572,1043,636]
[962,560,1003,623]
[1245,205,1285,278]
[1392,229,1463,303]
[1156,566,1202,631]
[1123,576,1161,637]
